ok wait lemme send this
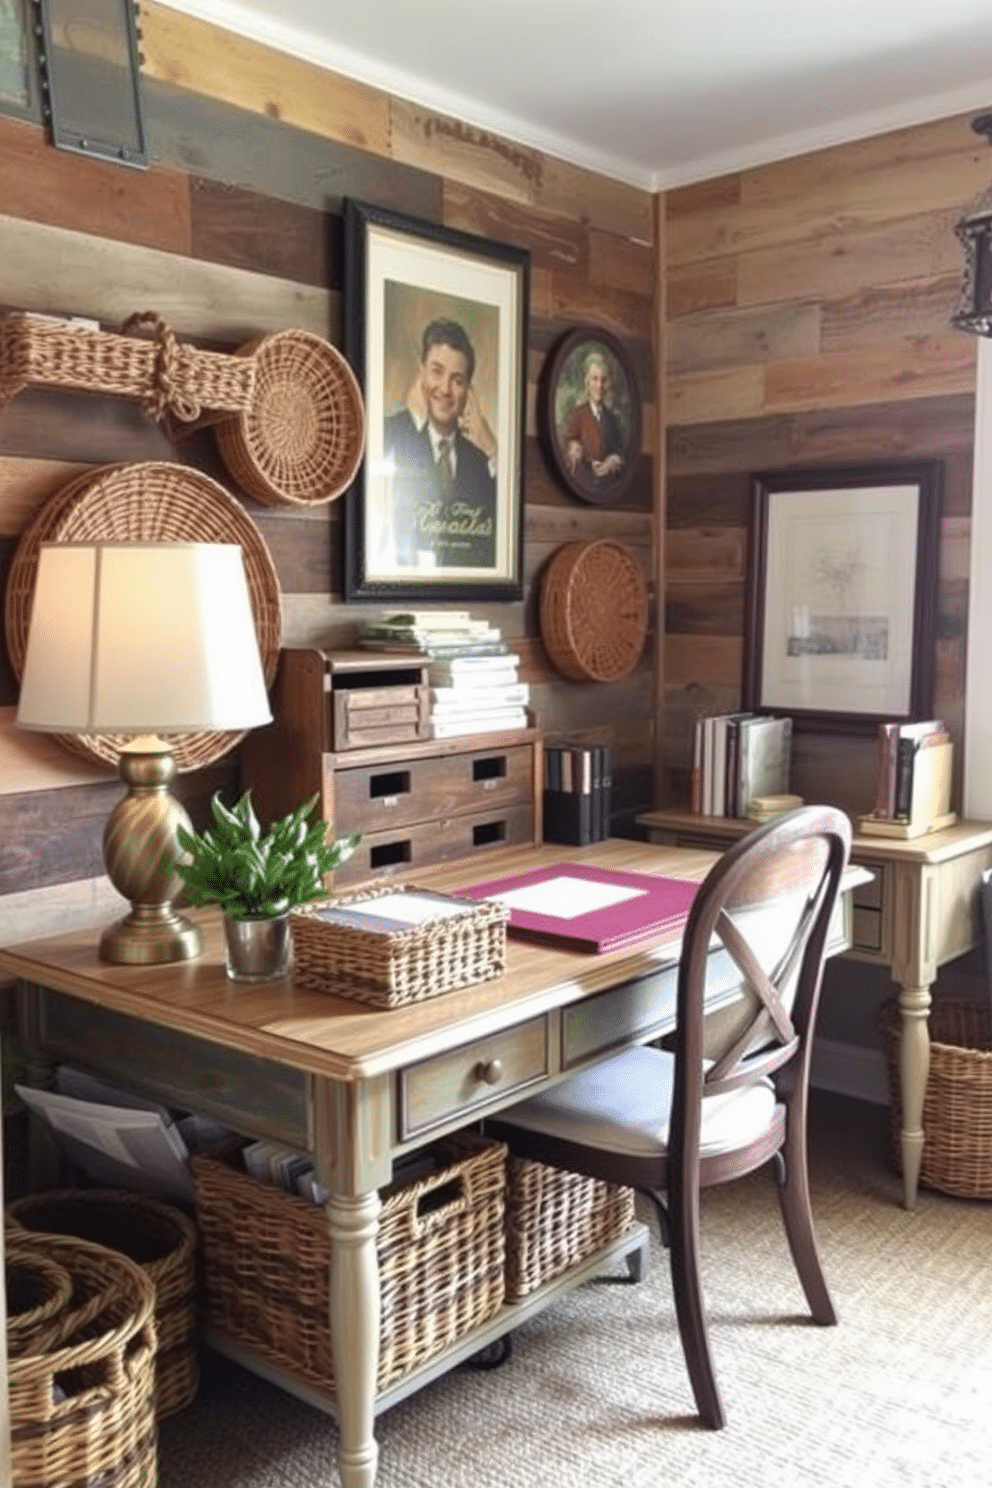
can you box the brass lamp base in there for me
[100,735,203,966]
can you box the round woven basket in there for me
[10,1187,199,1419]
[539,539,648,682]
[7,1231,157,1488]
[215,329,366,506]
[5,1242,74,1358]
[4,460,282,772]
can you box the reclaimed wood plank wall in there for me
[0,1,657,956]
[662,112,987,818]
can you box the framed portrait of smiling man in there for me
[343,199,530,602]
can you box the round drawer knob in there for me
[475,1058,504,1086]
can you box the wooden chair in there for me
[487,805,852,1429]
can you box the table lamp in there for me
[16,541,273,965]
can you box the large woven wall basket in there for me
[4,460,283,772]
[215,329,366,507]
[539,539,648,682]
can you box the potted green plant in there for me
[176,789,359,981]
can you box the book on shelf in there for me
[360,637,510,657]
[542,742,612,845]
[426,655,520,684]
[430,681,530,709]
[861,730,954,837]
[872,719,946,819]
[431,707,528,738]
[690,711,791,818]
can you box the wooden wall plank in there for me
[0,212,332,342]
[0,458,91,534]
[667,301,820,375]
[0,116,191,253]
[0,877,131,948]
[819,276,961,351]
[762,334,975,414]
[668,258,737,318]
[140,3,391,156]
[667,394,977,476]
[441,181,586,275]
[0,708,110,795]
[667,365,764,426]
[588,229,654,297]
[143,79,442,222]
[190,178,333,288]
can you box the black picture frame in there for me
[342,199,529,604]
[538,326,641,506]
[743,461,943,735]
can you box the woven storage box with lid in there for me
[7,1230,157,1488]
[10,1187,199,1418]
[190,1132,507,1393]
[877,996,992,1198]
[504,1157,636,1300]
[292,883,508,1008]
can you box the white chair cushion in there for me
[501,1044,777,1160]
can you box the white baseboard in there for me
[811,1037,890,1106]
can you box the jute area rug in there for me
[159,1093,992,1488]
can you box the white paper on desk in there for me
[492,874,645,921]
[15,1084,195,1204]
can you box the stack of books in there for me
[690,712,793,819]
[357,611,528,739]
[860,719,955,838]
[543,742,612,845]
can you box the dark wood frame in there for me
[538,326,641,506]
[342,198,529,604]
[743,461,943,735]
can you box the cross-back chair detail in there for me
[488,805,852,1430]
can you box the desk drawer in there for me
[399,1016,549,1139]
[335,802,535,886]
[334,744,535,836]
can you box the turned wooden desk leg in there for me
[897,982,932,1210]
[328,1190,382,1488]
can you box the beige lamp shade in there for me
[17,542,272,735]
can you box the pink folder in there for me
[460,861,699,953]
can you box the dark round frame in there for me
[538,326,642,506]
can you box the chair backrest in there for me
[672,805,852,1161]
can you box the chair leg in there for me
[668,1182,726,1430]
[774,1122,837,1327]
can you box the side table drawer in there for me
[399,1016,550,1139]
[334,744,535,836]
[334,802,535,886]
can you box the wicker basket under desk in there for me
[504,1157,636,1300]
[878,996,992,1198]
[292,883,508,1008]
[190,1132,507,1394]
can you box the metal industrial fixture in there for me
[952,113,992,337]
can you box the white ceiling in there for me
[159,0,992,188]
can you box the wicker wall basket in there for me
[0,309,256,423]
[504,1157,636,1300]
[191,1133,506,1394]
[7,1231,158,1488]
[10,1187,199,1419]
[539,539,649,682]
[215,329,366,506]
[878,996,992,1198]
[292,884,508,1008]
[3,460,282,772]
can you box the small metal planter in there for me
[223,913,291,982]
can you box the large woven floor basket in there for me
[504,1157,636,1300]
[6,1230,158,1488]
[191,1132,506,1394]
[878,996,992,1198]
[9,1187,199,1417]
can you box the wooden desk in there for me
[0,839,864,1488]
[638,811,992,1211]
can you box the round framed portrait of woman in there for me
[539,327,641,506]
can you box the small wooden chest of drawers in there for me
[241,647,543,887]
